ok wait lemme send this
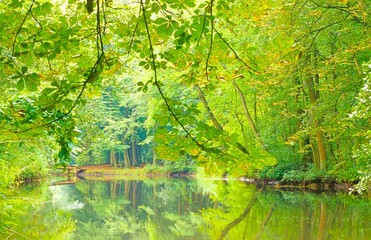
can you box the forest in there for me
[0,0,370,194]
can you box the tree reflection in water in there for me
[1,178,370,239]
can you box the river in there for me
[0,177,370,239]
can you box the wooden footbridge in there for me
[51,166,87,186]
[64,166,87,175]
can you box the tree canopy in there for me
[0,0,370,187]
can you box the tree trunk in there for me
[305,70,326,169]
[317,202,327,240]
[195,84,250,155]
[310,49,326,169]
[218,192,259,240]
[124,180,131,199]
[300,203,312,240]
[123,148,131,168]
[315,122,326,170]
[152,148,157,165]
[110,148,117,168]
[232,79,267,150]
[132,181,138,209]
[255,206,274,240]
[235,113,249,149]
[131,135,138,166]
[196,84,223,130]
[111,180,117,199]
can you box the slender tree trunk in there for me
[235,113,248,149]
[232,79,266,150]
[310,140,320,168]
[305,49,327,170]
[253,90,258,128]
[195,83,249,155]
[110,148,117,168]
[111,180,117,199]
[131,135,138,166]
[315,123,326,170]
[196,84,223,130]
[255,206,274,240]
[317,202,327,240]
[124,180,131,199]
[152,148,157,165]
[294,72,312,164]
[123,148,131,168]
[218,192,259,240]
[305,74,326,169]
[132,181,138,210]
[300,203,312,240]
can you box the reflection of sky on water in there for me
[49,185,84,210]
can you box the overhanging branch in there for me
[16,53,104,134]
[213,27,260,73]
[205,0,214,81]
[12,0,36,55]
[140,0,205,150]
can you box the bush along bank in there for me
[254,162,370,195]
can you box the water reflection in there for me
[1,178,370,239]
[70,178,214,240]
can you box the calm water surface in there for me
[1,177,370,239]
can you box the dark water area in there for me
[1,177,370,239]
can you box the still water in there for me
[1,177,370,240]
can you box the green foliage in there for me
[165,157,197,174]
[352,167,371,196]
[144,157,197,175]
[0,182,76,239]
[329,167,360,184]
[0,139,52,189]
[281,165,330,183]
[0,0,370,187]
[258,161,304,181]
[3,178,371,239]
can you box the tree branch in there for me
[213,27,260,73]
[12,0,36,55]
[205,0,214,81]
[218,192,259,240]
[17,53,105,133]
[96,0,105,57]
[140,0,204,150]
[128,5,142,54]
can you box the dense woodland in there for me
[0,0,370,192]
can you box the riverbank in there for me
[50,164,365,194]
[52,164,195,178]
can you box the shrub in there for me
[257,160,303,180]
[281,164,330,183]
[352,167,371,195]
[144,157,197,175]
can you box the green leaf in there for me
[157,24,170,35]
[21,66,27,74]
[142,85,148,92]
[154,18,167,25]
[8,0,22,8]
[184,0,196,7]
[62,99,74,110]
[16,79,25,91]
[25,73,40,92]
